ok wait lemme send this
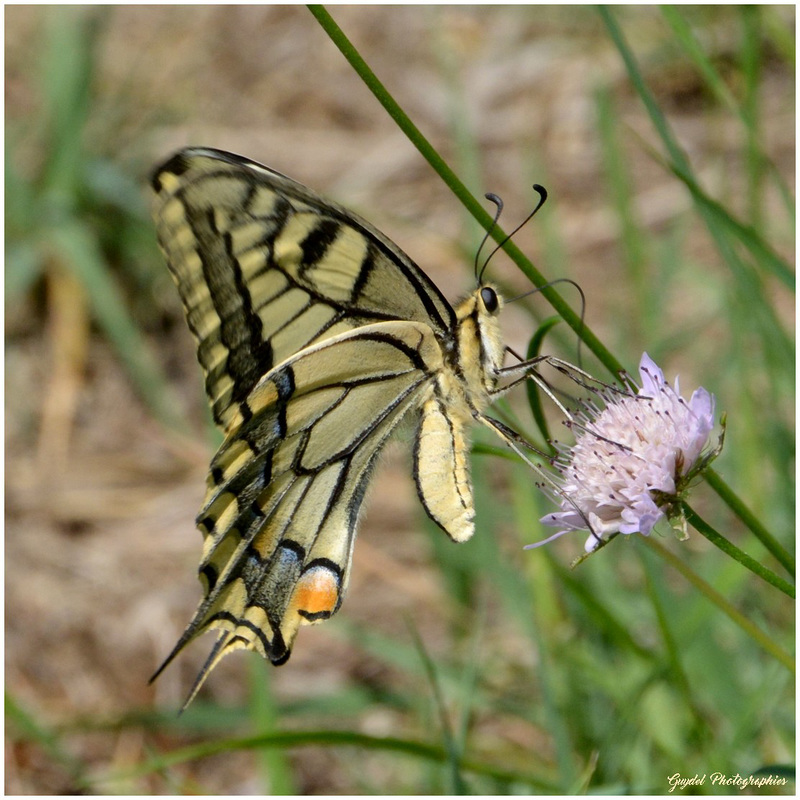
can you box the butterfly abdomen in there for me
[413,386,475,543]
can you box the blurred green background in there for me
[5,5,794,794]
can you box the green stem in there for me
[96,728,559,792]
[307,4,624,379]
[645,539,794,674]
[704,469,795,577]
[682,502,795,598]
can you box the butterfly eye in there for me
[480,286,499,313]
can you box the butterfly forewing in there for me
[152,147,455,431]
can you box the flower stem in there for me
[704,468,795,577]
[646,538,794,674]
[306,4,624,380]
[682,501,795,598]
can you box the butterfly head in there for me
[479,284,501,315]
[451,282,506,407]
[455,281,505,322]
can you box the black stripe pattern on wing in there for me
[149,322,442,694]
[152,148,458,430]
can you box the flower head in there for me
[529,353,716,553]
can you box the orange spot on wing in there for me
[293,566,340,618]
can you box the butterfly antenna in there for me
[478,184,548,284]
[473,193,504,282]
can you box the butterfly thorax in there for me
[450,283,505,414]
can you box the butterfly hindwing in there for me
[152,147,456,431]
[152,320,443,703]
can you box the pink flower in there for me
[528,353,716,553]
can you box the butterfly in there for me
[150,146,560,706]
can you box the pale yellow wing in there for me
[151,320,442,705]
[151,147,456,432]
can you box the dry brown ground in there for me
[5,5,794,794]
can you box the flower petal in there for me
[534,353,715,551]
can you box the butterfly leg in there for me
[477,412,598,540]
